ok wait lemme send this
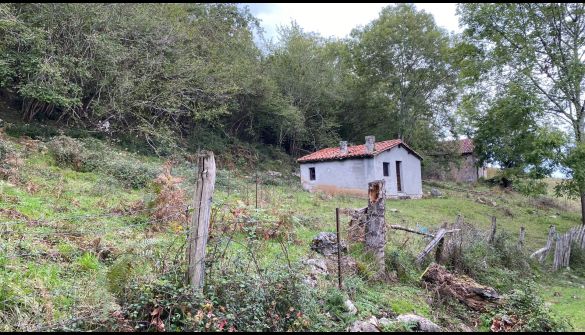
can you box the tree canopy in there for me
[0,3,462,158]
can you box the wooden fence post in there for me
[435,222,448,263]
[488,216,497,245]
[336,208,342,289]
[187,151,216,291]
[518,226,525,250]
[365,180,386,278]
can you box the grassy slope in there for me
[1,132,584,331]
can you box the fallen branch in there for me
[390,224,434,237]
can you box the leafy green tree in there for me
[347,4,459,149]
[1,3,271,153]
[459,3,585,223]
[265,23,344,153]
[473,82,566,191]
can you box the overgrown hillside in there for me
[1,129,583,332]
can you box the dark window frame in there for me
[309,167,316,181]
[383,162,390,177]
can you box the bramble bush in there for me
[484,283,572,332]
[47,136,158,188]
[116,260,317,332]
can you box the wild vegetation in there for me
[1,2,585,332]
[0,130,583,331]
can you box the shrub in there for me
[486,283,571,332]
[120,259,317,332]
[47,136,158,188]
[440,224,532,292]
[149,161,187,227]
[76,252,100,271]
[101,157,157,189]
[106,255,137,297]
[323,287,348,317]
[47,136,100,172]
[386,249,419,284]
[0,139,15,162]
[0,138,22,182]
[5,123,59,140]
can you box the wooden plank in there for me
[553,233,561,271]
[564,233,572,268]
[186,151,216,291]
[416,228,447,266]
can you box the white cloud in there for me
[245,3,460,42]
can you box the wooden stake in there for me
[187,151,216,291]
[488,216,497,245]
[336,207,342,289]
[518,226,525,249]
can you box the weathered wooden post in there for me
[365,180,386,278]
[336,207,343,289]
[517,226,525,250]
[435,222,448,263]
[187,151,216,291]
[488,216,497,245]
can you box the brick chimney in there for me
[340,141,348,154]
[365,136,375,153]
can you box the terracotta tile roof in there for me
[297,139,422,163]
[458,138,474,154]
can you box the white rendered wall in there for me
[299,146,422,198]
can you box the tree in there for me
[473,82,565,191]
[1,3,269,154]
[265,23,344,153]
[347,4,459,149]
[459,3,585,224]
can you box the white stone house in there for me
[297,136,423,199]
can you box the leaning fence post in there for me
[435,222,448,263]
[488,216,497,245]
[186,151,216,291]
[365,180,386,278]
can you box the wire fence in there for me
[1,164,583,331]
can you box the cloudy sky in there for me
[245,3,460,42]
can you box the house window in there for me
[383,162,389,177]
[396,161,402,192]
[309,167,316,181]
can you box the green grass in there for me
[538,272,585,331]
[1,131,584,331]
